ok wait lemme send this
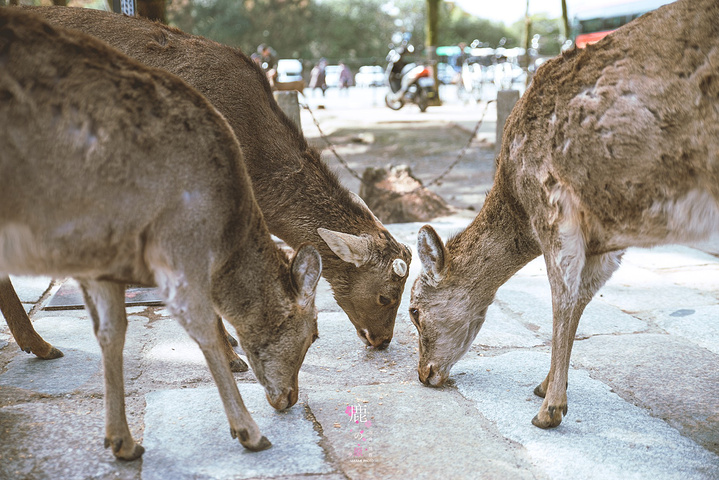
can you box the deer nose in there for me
[418,363,447,387]
[266,388,298,411]
[357,329,392,349]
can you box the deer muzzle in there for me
[418,363,448,387]
[357,328,392,349]
[266,387,298,411]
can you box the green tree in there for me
[509,13,562,55]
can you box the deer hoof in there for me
[244,435,272,452]
[226,332,239,347]
[232,428,272,451]
[38,346,64,360]
[533,383,546,398]
[229,357,249,372]
[531,404,567,429]
[104,437,145,460]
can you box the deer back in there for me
[23,5,411,347]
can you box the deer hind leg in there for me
[164,281,271,452]
[216,316,248,372]
[0,276,63,359]
[532,250,623,428]
[80,280,144,460]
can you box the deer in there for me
[0,5,411,366]
[410,0,719,430]
[0,8,322,459]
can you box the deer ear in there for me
[291,244,322,306]
[349,192,380,223]
[317,228,372,267]
[417,225,447,282]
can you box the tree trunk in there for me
[425,0,441,105]
[561,0,570,42]
[53,0,68,6]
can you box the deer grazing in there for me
[410,0,719,429]
[0,8,322,459]
[1,5,410,364]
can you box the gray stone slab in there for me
[0,311,153,395]
[8,275,53,303]
[0,347,100,394]
[622,245,719,270]
[650,305,719,355]
[494,275,649,341]
[572,333,719,454]
[472,303,544,349]
[453,351,719,480]
[142,384,333,480]
[300,312,419,387]
[306,383,541,480]
[143,313,258,388]
[0,401,141,480]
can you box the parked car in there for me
[276,59,303,83]
[324,65,342,88]
[436,62,459,84]
[354,65,385,87]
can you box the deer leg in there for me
[532,251,623,428]
[0,276,63,359]
[216,316,248,372]
[171,293,271,452]
[81,280,144,460]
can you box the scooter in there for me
[384,42,436,112]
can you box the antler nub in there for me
[392,258,408,277]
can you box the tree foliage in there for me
[165,0,522,65]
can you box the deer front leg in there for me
[81,281,144,460]
[0,276,63,359]
[198,339,271,451]
[177,306,271,451]
[216,316,248,372]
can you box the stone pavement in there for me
[2,91,719,479]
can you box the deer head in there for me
[233,244,322,410]
[317,226,411,349]
[409,225,490,386]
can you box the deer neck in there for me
[212,211,289,332]
[448,172,541,301]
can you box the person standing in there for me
[339,61,353,95]
[309,58,327,96]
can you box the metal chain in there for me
[300,99,495,195]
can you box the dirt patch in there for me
[310,122,497,212]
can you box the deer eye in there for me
[378,295,392,306]
[409,307,420,327]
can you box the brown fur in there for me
[0,8,322,458]
[410,0,719,429]
[8,5,411,348]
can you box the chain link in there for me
[300,100,495,195]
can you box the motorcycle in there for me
[384,42,436,112]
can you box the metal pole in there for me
[112,0,137,16]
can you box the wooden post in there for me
[273,91,302,133]
[496,89,520,155]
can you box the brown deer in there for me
[0,8,322,459]
[410,0,719,429]
[1,5,410,357]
